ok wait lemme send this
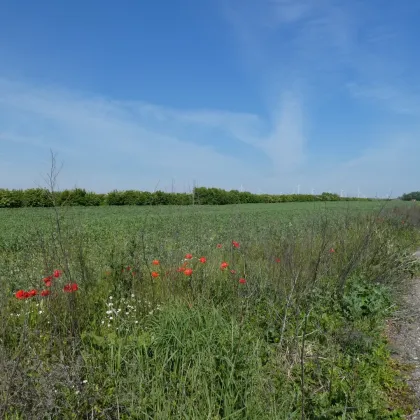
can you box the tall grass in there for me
[1,200,420,418]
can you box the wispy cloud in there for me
[0,78,307,192]
[1,0,419,197]
[347,83,420,116]
[220,0,420,196]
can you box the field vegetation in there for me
[1,198,420,418]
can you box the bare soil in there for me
[388,251,420,419]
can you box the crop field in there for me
[1,200,420,418]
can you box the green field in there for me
[1,201,419,418]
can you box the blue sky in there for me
[1,0,419,197]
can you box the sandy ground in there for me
[388,251,420,419]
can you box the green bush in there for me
[401,191,420,201]
[0,187,374,207]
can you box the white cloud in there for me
[218,0,420,196]
[0,72,419,197]
[0,78,308,192]
[263,92,306,170]
[347,82,420,116]
[1,1,419,197]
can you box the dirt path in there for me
[388,251,420,419]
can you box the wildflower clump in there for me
[14,268,78,300]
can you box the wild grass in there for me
[1,200,420,419]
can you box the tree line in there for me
[0,187,374,208]
[400,191,420,201]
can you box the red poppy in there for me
[43,276,53,287]
[275,258,281,263]
[230,269,236,274]
[184,268,193,276]
[152,259,160,266]
[15,290,25,300]
[53,270,62,278]
[216,244,222,249]
[41,290,50,297]
[126,266,131,271]
[329,248,335,254]
[185,253,193,260]
[177,267,186,272]
[151,271,159,278]
[232,241,240,248]
[239,278,246,284]
[199,257,207,264]
[63,283,78,293]
[220,262,229,270]
[23,292,30,299]
[28,289,37,297]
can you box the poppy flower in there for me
[28,289,37,297]
[126,266,131,272]
[43,276,53,287]
[216,244,222,249]
[232,241,240,248]
[41,290,50,297]
[15,290,25,300]
[239,278,246,284]
[23,292,31,299]
[185,253,193,260]
[184,268,193,276]
[275,258,281,263]
[151,271,159,278]
[152,259,160,266]
[230,269,236,274]
[63,283,78,293]
[329,248,335,254]
[220,262,229,270]
[53,270,62,278]
[177,267,186,272]
[199,257,207,264]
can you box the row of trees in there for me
[0,187,373,208]
[400,191,420,201]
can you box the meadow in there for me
[1,200,420,419]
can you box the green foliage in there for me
[0,188,24,208]
[400,191,420,201]
[0,186,375,208]
[0,201,418,418]
[341,276,392,321]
